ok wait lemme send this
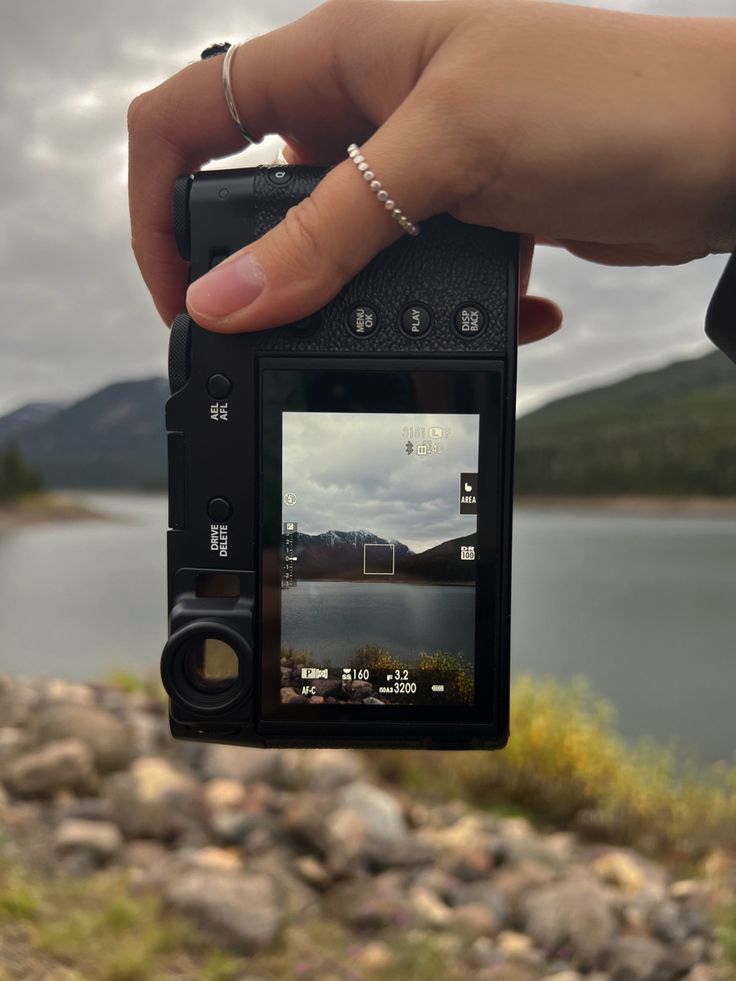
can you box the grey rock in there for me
[126,708,167,758]
[40,678,94,705]
[281,688,308,704]
[107,756,203,839]
[449,881,509,927]
[54,818,122,864]
[165,870,282,953]
[246,851,321,919]
[330,870,414,929]
[407,884,453,927]
[605,936,674,981]
[474,962,540,981]
[285,793,365,876]
[448,901,501,940]
[0,676,37,727]
[343,680,373,701]
[202,744,286,785]
[338,780,408,845]
[3,738,97,798]
[0,726,27,764]
[683,968,718,981]
[310,677,344,698]
[417,813,498,882]
[590,848,669,911]
[491,858,558,909]
[468,935,496,967]
[293,854,331,891]
[495,833,567,872]
[308,779,432,872]
[521,876,616,966]
[32,703,134,774]
[651,900,689,946]
[56,796,116,823]
[289,748,366,791]
[540,973,583,981]
[669,937,708,974]
[362,696,385,704]
[209,808,256,845]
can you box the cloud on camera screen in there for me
[279,412,479,707]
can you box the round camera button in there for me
[266,168,292,186]
[207,497,232,522]
[347,304,379,339]
[453,303,487,339]
[400,303,432,338]
[206,373,232,399]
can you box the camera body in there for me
[162,165,518,749]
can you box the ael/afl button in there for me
[207,497,232,522]
[206,373,232,399]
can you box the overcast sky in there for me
[283,412,479,551]
[1,0,733,416]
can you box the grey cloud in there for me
[283,412,479,552]
[0,0,731,414]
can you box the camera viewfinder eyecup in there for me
[161,620,252,714]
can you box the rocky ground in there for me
[0,674,733,980]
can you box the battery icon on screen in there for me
[431,684,445,692]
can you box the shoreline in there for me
[514,494,736,516]
[2,492,735,533]
[0,493,106,533]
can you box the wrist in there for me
[685,18,736,254]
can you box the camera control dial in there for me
[168,314,192,395]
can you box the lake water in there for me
[282,580,476,669]
[0,493,733,764]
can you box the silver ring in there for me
[223,42,259,146]
[347,144,420,236]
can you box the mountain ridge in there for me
[287,529,475,584]
[1,349,733,494]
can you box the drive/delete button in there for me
[207,497,232,522]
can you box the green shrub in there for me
[0,443,43,502]
[367,674,736,863]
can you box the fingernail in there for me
[186,252,265,320]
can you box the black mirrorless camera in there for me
[161,165,518,749]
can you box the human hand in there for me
[128,0,736,342]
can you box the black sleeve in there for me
[705,253,736,365]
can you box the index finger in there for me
[127,2,426,326]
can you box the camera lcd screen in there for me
[260,362,505,723]
[279,410,479,707]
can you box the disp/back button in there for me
[453,304,487,339]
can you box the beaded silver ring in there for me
[347,143,420,237]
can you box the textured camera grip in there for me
[249,167,514,357]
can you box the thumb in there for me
[185,94,458,333]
